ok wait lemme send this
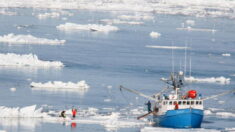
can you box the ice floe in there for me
[222,53,231,57]
[146,45,189,50]
[36,10,73,19]
[141,127,220,132]
[30,80,90,90]
[0,9,17,15]
[0,33,65,45]
[177,27,216,33]
[215,112,235,118]
[37,12,60,19]
[118,14,154,20]
[0,105,49,118]
[100,19,143,25]
[204,108,235,119]
[10,87,16,92]
[44,106,146,131]
[185,20,195,26]
[184,76,230,85]
[15,24,34,30]
[30,80,89,98]
[149,32,161,38]
[1,0,235,19]
[56,23,119,32]
[0,53,64,67]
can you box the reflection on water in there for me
[0,118,42,132]
[71,122,76,128]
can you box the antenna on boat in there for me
[184,41,188,76]
[171,41,175,74]
[189,53,192,77]
[188,40,193,77]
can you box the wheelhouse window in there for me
[169,101,172,105]
[178,101,182,105]
[187,101,190,105]
[196,101,199,105]
[183,101,186,105]
[191,101,194,105]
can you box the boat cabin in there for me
[155,99,204,115]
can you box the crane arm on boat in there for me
[151,86,170,98]
[202,88,235,101]
[119,85,158,102]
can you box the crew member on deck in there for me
[145,101,152,112]
[174,102,179,110]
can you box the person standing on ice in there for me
[72,107,77,118]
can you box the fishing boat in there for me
[120,71,235,128]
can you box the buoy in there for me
[188,90,197,99]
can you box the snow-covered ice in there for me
[56,23,119,32]
[0,9,17,15]
[0,53,64,67]
[1,0,235,19]
[146,45,189,50]
[118,14,154,20]
[0,33,65,45]
[141,127,220,132]
[177,27,216,32]
[10,87,16,92]
[185,76,230,85]
[149,32,161,38]
[222,53,231,57]
[30,80,90,89]
[37,12,60,19]
[185,20,195,26]
[100,19,143,25]
[0,105,49,118]
[36,10,73,19]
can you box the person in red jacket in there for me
[174,102,179,110]
[72,108,77,118]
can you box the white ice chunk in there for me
[56,23,119,32]
[37,12,60,19]
[149,32,161,38]
[30,80,90,89]
[222,53,231,57]
[118,14,154,20]
[185,20,195,26]
[185,76,230,85]
[0,33,65,45]
[141,127,220,132]
[1,0,235,19]
[177,27,216,33]
[204,109,213,115]
[0,105,49,118]
[36,10,73,19]
[0,53,64,67]
[146,45,189,50]
[100,19,143,25]
[216,112,235,118]
[10,87,16,92]
[0,9,17,15]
